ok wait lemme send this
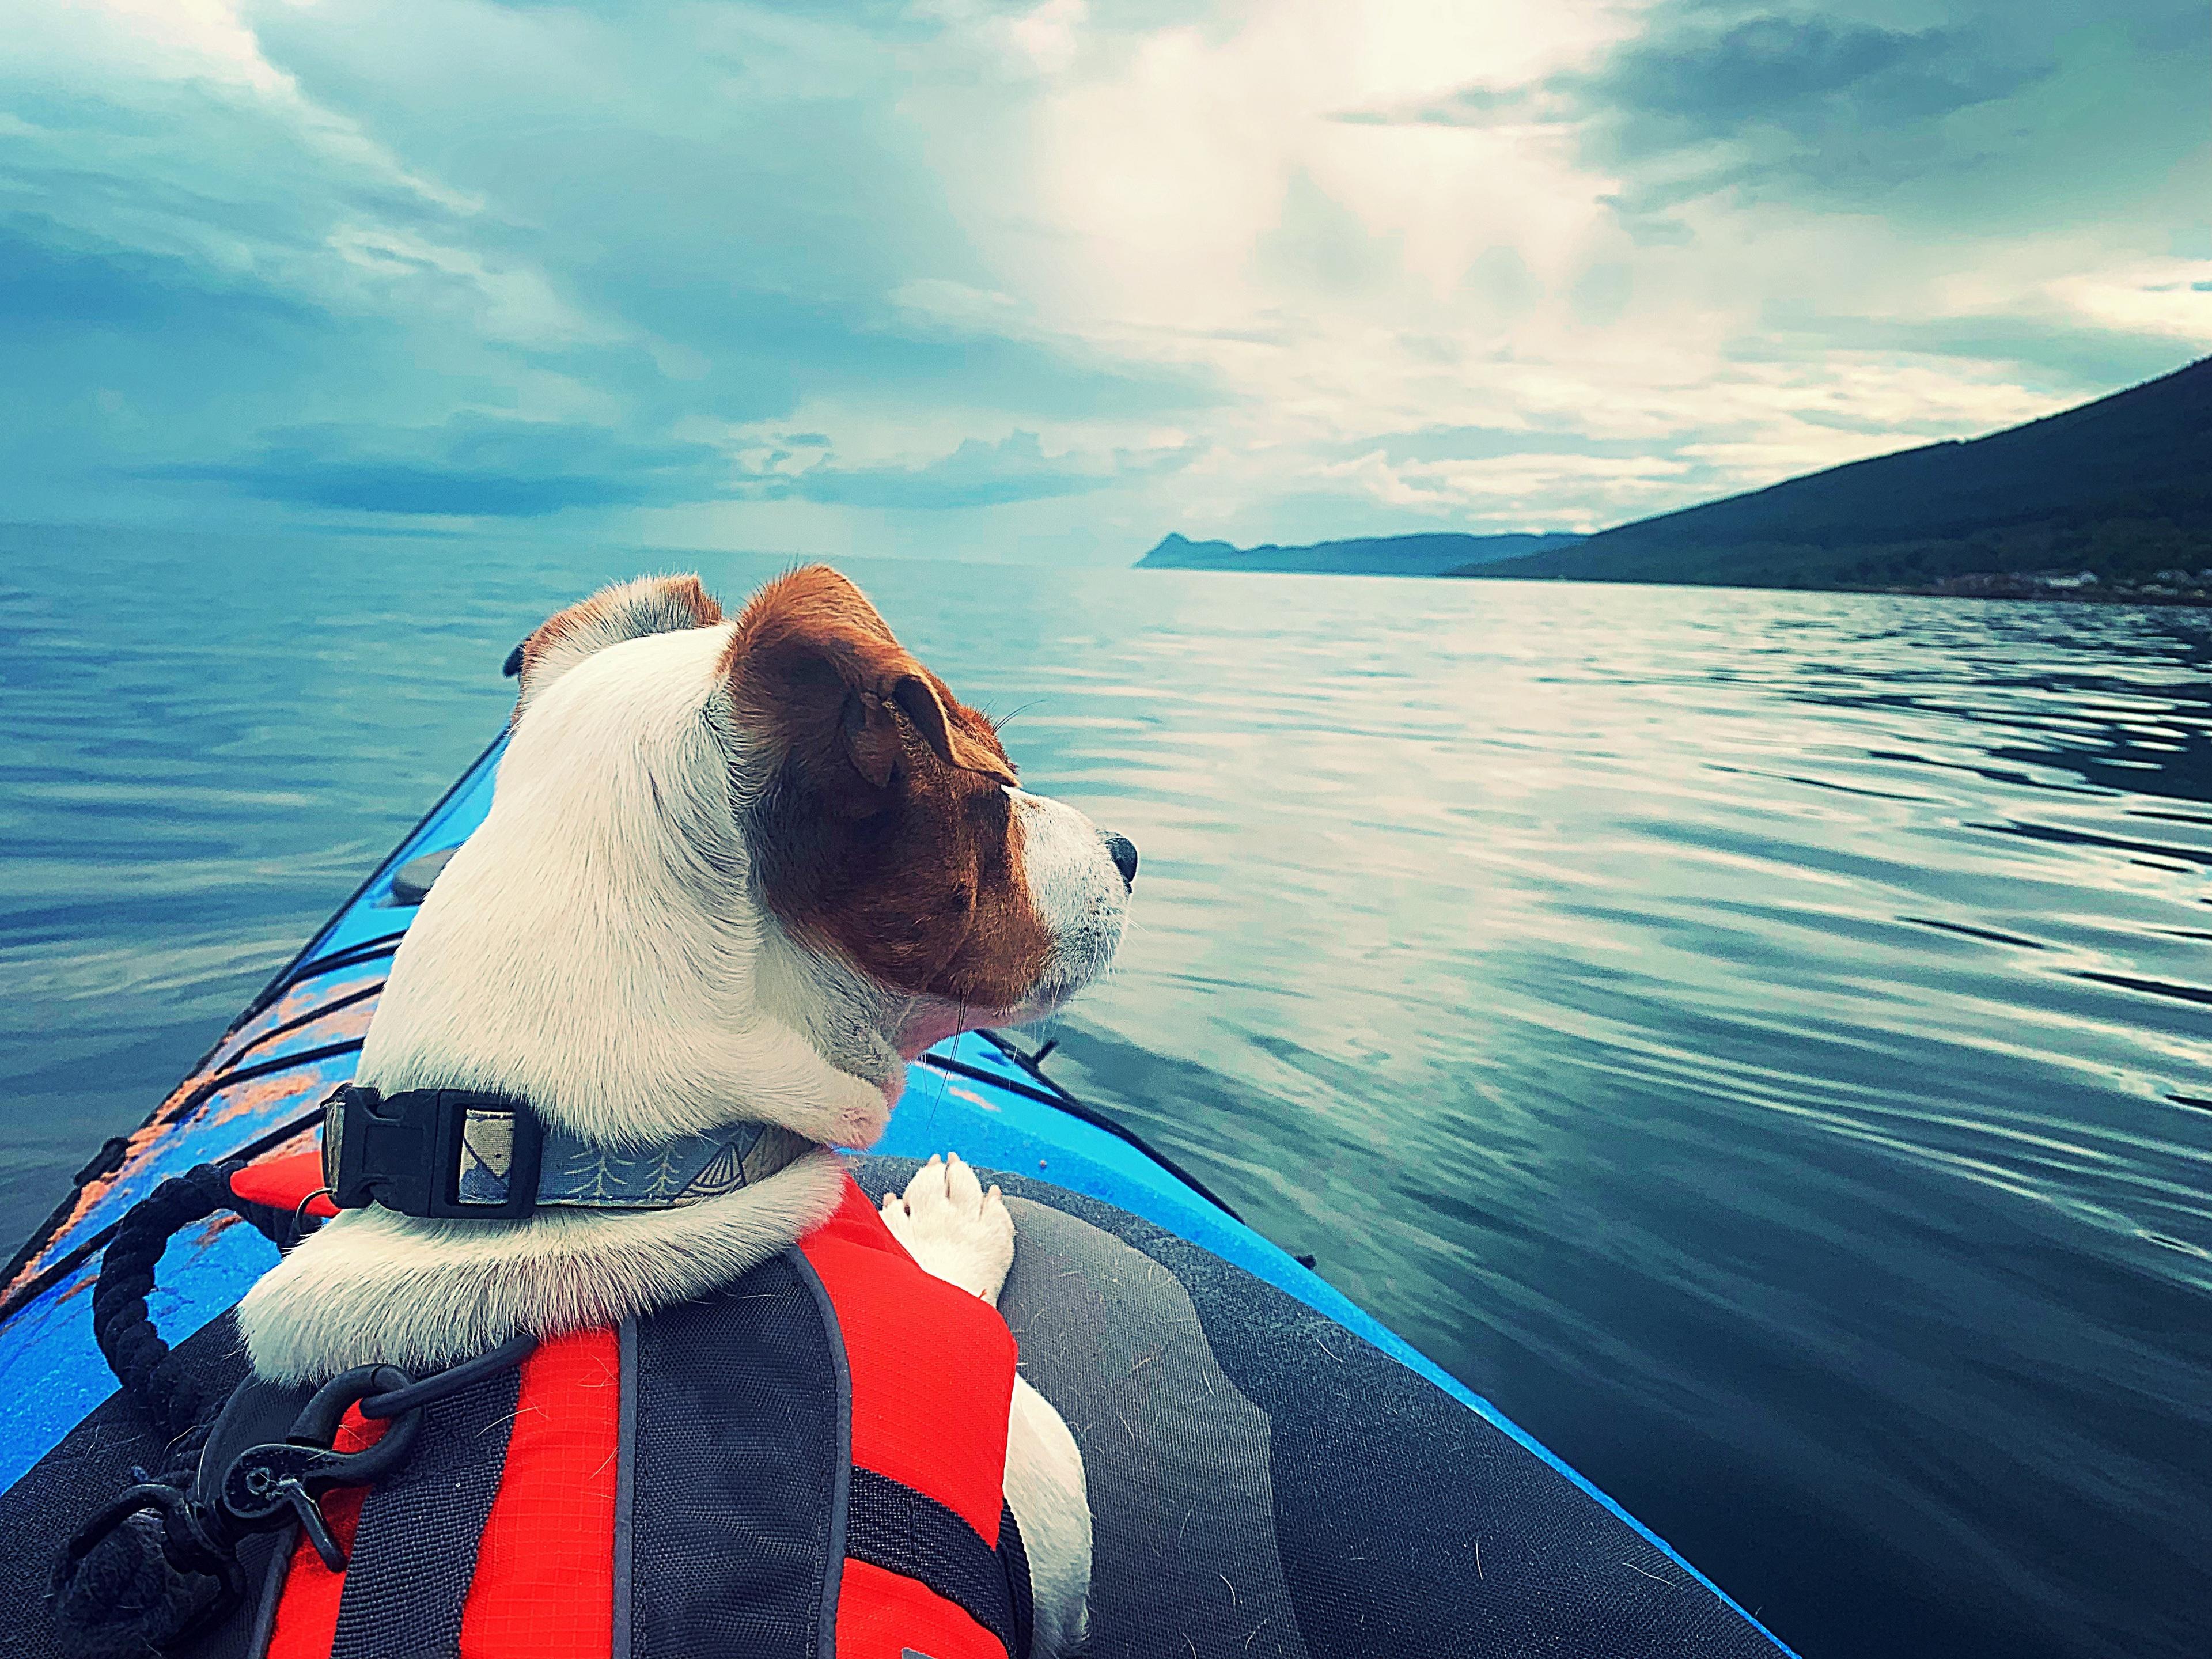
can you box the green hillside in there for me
[1452,357,2211,596]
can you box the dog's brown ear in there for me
[514,574,725,715]
[728,566,1014,816]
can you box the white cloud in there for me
[5,0,2205,552]
[877,0,2208,543]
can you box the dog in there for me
[236,566,1132,1656]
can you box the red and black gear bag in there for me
[254,1172,1033,1659]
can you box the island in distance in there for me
[1138,529,1583,576]
[1453,355,2210,603]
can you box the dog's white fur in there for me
[236,575,1118,1655]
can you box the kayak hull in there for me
[0,732,1794,1656]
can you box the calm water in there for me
[3,524,2208,1658]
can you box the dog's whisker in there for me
[992,698,1047,734]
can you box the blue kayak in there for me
[0,730,1795,1657]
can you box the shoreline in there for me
[1142,563,2212,607]
[1442,571,2212,608]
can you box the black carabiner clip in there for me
[215,1363,423,1571]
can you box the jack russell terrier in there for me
[236,566,1132,1656]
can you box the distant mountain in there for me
[1139,529,1583,576]
[1450,357,2212,594]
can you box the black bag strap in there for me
[327,1360,527,1659]
[843,1469,1032,1658]
[999,1501,1034,1659]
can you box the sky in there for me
[5,0,2207,563]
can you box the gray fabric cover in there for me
[851,1156,1789,1659]
[999,1196,1310,1659]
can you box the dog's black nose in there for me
[1103,833,1139,891]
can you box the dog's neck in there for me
[356,629,909,1153]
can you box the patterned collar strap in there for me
[321,1084,775,1221]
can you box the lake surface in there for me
[3,524,2207,1658]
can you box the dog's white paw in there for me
[880,1153,1015,1305]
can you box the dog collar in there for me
[320,1083,773,1221]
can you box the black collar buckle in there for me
[322,1083,546,1220]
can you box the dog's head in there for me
[364,567,1132,1150]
